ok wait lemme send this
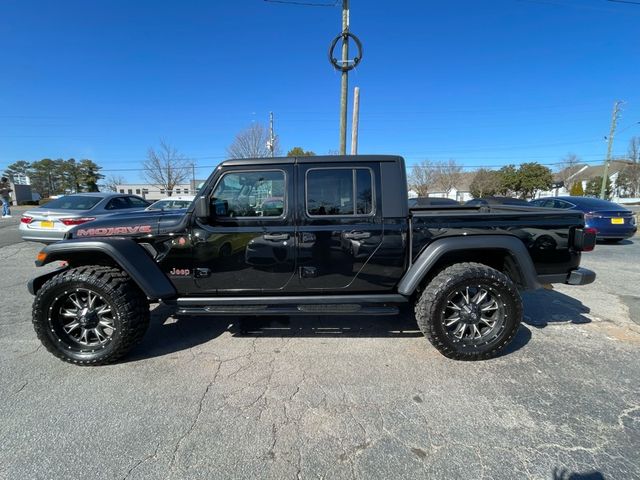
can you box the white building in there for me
[535,160,636,201]
[114,180,205,201]
[424,172,476,202]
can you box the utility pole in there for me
[600,100,623,199]
[339,0,349,155]
[329,0,362,155]
[350,86,360,155]
[268,111,276,158]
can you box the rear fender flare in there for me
[398,235,541,295]
[33,238,176,300]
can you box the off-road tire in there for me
[415,262,522,361]
[32,266,149,365]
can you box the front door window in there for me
[210,171,285,219]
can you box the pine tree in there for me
[569,182,584,196]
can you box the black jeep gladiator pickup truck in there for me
[28,155,596,365]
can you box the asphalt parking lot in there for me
[0,221,638,480]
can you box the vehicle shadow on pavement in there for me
[497,324,532,357]
[127,303,231,362]
[221,312,533,359]
[229,312,424,338]
[522,288,591,328]
[128,305,537,361]
[552,467,604,480]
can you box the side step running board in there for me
[177,305,400,316]
[173,294,407,316]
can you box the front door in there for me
[191,166,296,293]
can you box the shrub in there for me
[569,182,584,196]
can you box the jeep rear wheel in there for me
[32,266,149,365]
[415,262,522,361]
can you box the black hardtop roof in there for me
[220,154,404,168]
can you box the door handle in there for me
[343,231,371,240]
[263,233,290,241]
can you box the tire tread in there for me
[415,262,522,361]
[32,265,149,365]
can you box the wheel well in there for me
[52,251,119,269]
[415,248,525,293]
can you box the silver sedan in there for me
[19,193,150,243]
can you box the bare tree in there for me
[433,159,463,196]
[227,123,280,159]
[469,168,500,198]
[143,140,191,196]
[628,136,639,163]
[618,137,640,196]
[557,153,582,189]
[408,160,436,196]
[104,174,126,192]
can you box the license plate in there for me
[611,218,624,225]
[40,220,54,228]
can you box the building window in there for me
[136,189,141,194]
[184,189,189,194]
[127,189,133,194]
[119,189,125,194]
[176,188,181,194]
[160,189,165,195]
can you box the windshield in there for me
[42,196,103,210]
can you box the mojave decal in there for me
[76,225,153,237]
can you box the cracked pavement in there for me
[0,231,638,480]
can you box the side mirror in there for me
[194,196,210,220]
[212,199,229,217]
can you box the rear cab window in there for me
[306,168,374,217]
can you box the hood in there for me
[67,210,187,239]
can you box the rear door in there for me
[295,163,384,292]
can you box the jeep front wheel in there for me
[32,266,149,365]
[415,262,522,360]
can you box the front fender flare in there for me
[397,235,541,295]
[34,238,176,300]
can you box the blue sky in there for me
[1,0,639,182]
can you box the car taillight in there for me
[60,217,96,226]
[21,216,33,224]
[573,227,597,252]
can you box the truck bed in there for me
[409,204,585,276]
